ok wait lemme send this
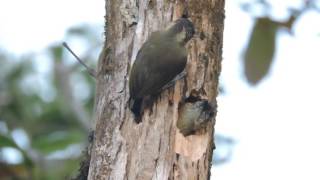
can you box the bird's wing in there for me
[130,42,187,98]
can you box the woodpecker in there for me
[177,100,215,136]
[129,18,195,122]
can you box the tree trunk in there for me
[88,0,224,179]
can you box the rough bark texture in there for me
[88,0,224,179]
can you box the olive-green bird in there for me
[129,18,195,122]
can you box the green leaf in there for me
[0,134,34,167]
[243,17,278,85]
[0,134,19,148]
[66,24,101,44]
[32,130,84,154]
[67,26,89,36]
[50,45,63,61]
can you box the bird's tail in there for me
[129,97,143,123]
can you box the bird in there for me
[177,100,216,136]
[129,18,195,122]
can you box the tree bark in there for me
[88,0,224,179]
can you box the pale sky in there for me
[0,0,104,54]
[215,1,320,179]
[1,0,320,179]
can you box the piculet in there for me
[129,18,195,122]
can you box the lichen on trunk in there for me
[88,0,225,179]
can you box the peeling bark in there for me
[88,0,225,179]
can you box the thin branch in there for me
[62,42,97,78]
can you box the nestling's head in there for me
[167,18,195,45]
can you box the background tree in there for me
[88,0,224,179]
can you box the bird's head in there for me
[166,18,195,45]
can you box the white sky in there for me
[0,0,104,54]
[215,1,320,180]
[1,0,320,179]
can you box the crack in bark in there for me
[114,142,123,163]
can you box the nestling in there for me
[177,100,216,136]
[129,18,195,122]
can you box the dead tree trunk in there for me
[88,0,224,179]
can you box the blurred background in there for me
[0,0,319,179]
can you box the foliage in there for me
[244,17,278,85]
[0,24,101,179]
[242,0,319,85]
